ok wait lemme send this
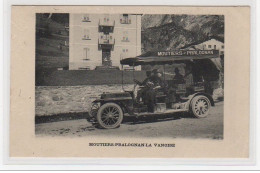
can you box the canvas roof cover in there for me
[120,50,220,66]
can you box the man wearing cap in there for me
[145,69,165,112]
[135,70,153,103]
[150,69,164,88]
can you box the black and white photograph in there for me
[35,13,224,139]
[6,3,255,162]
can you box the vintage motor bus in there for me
[88,50,220,129]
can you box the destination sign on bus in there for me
[157,50,218,56]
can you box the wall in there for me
[36,69,147,86]
[35,84,134,116]
[35,84,223,116]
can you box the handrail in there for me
[98,38,115,45]
[121,64,125,91]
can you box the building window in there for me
[221,45,224,49]
[214,45,217,49]
[122,31,129,42]
[83,48,90,60]
[82,29,90,40]
[220,51,224,55]
[121,48,129,58]
[122,48,128,53]
[82,14,91,22]
[208,45,212,48]
[120,14,131,24]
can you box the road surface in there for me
[36,101,223,139]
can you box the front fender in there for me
[185,92,215,110]
[91,99,134,115]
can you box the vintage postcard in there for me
[10,6,250,159]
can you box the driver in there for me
[136,70,153,103]
[135,70,152,86]
[145,69,165,112]
[150,69,164,88]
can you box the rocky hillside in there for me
[141,15,224,51]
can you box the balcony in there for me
[98,19,115,34]
[98,37,115,50]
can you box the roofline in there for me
[181,36,224,49]
[208,37,224,43]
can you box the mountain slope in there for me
[141,15,224,52]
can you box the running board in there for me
[134,108,189,117]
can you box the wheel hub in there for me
[107,113,113,118]
[197,101,205,107]
[192,96,211,118]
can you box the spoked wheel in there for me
[96,103,123,129]
[191,96,211,118]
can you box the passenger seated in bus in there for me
[169,65,193,102]
[173,68,184,84]
[184,64,194,95]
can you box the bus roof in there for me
[120,50,219,66]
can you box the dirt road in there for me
[35,101,223,139]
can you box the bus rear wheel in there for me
[191,96,211,118]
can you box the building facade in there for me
[188,38,224,55]
[69,14,142,70]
